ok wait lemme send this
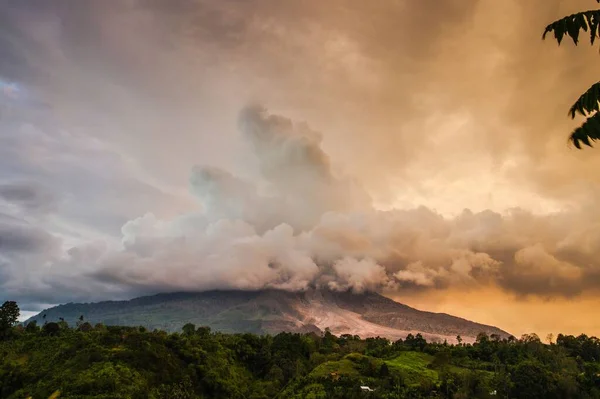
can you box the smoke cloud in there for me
[25,106,600,303]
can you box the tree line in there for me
[2,300,600,398]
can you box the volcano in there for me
[27,289,509,343]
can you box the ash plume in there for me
[37,106,600,301]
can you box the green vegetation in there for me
[385,351,437,384]
[2,301,600,398]
[0,301,20,338]
[543,0,600,148]
[309,356,363,379]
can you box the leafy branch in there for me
[543,0,600,149]
[570,112,600,149]
[543,8,600,46]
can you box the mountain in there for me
[26,289,510,343]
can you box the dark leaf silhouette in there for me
[568,82,600,118]
[571,112,600,148]
[543,0,600,149]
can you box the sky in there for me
[1,0,600,338]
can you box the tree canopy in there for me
[543,0,600,149]
[0,301,20,336]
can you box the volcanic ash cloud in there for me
[43,106,600,299]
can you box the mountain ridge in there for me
[26,289,510,343]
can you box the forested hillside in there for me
[1,318,600,398]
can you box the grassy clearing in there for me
[309,358,361,378]
[385,351,438,383]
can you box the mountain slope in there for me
[26,289,509,343]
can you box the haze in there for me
[1,0,600,338]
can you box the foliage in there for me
[0,302,20,339]
[2,316,600,398]
[543,0,600,148]
[385,351,438,385]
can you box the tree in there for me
[0,301,20,335]
[182,323,196,336]
[196,325,211,337]
[78,322,93,332]
[42,322,60,336]
[379,362,390,378]
[57,318,69,330]
[25,320,39,334]
[432,350,451,370]
[543,0,600,148]
[511,361,558,399]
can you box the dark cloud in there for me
[0,182,56,213]
[0,214,58,253]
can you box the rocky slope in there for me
[26,289,509,343]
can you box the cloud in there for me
[1,0,596,210]
[0,212,63,311]
[0,181,56,214]
[0,107,597,308]
[237,105,370,227]
[394,262,438,288]
[1,0,600,324]
[329,258,392,294]
[507,244,584,297]
[0,215,58,254]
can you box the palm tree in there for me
[543,0,600,148]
